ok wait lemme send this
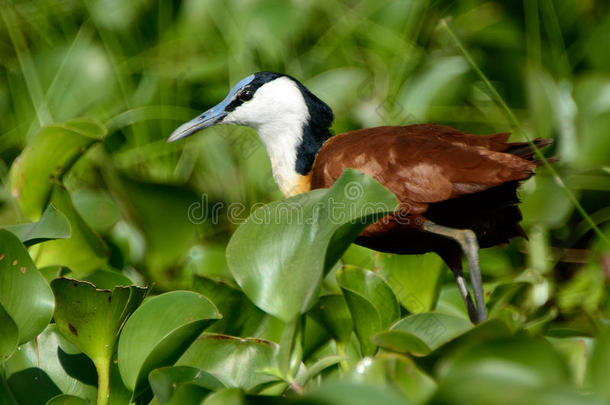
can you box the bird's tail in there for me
[505,138,559,165]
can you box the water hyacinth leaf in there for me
[9,119,107,219]
[45,395,88,405]
[337,266,400,356]
[81,269,134,289]
[35,185,109,275]
[226,169,398,322]
[2,204,70,246]
[3,325,97,404]
[50,277,147,399]
[376,253,445,313]
[308,294,353,344]
[349,354,436,405]
[438,336,570,385]
[0,303,18,362]
[433,337,576,405]
[372,313,472,356]
[177,334,279,390]
[590,327,610,400]
[117,291,221,393]
[0,230,54,344]
[149,366,224,404]
[305,380,409,405]
[192,275,283,341]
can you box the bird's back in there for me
[310,124,552,257]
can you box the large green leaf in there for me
[337,266,400,356]
[51,279,147,362]
[9,119,106,219]
[2,204,70,247]
[376,253,445,313]
[226,169,398,322]
[3,325,97,405]
[0,229,54,344]
[372,313,472,356]
[177,334,279,390]
[51,278,147,405]
[431,336,580,405]
[342,246,445,313]
[117,291,221,393]
[0,303,18,362]
[35,185,109,275]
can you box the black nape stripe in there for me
[292,80,334,175]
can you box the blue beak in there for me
[167,104,226,142]
[168,74,255,142]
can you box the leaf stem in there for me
[337,342,349,372]
[95,357,111,405]
[440,19,610,247]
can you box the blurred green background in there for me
[1,0,610,402]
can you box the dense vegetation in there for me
[1,0,610,404]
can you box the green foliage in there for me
[0,1,609,404]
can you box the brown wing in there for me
[310,124,537,215]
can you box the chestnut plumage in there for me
[169,72,555,324]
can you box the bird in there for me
[168,71,554,324]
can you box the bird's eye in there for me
[239,90,253,101]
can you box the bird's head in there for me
[168,72,333,143]
[168,72,334,196]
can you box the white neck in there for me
[257,120,304,196]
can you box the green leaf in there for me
[81,269,135,289]
[372,313,472,356]
[308,294,353,344]
[45,395,88,405]
[4,325,97,405]
[305,380,410,405]
[177,334,279,390]
[226,169,398,322]
[35,185,109,275]
[9,119,106,219]
[117,291,221,393]
[2,204,70,246]
[432,336,577,405]
[149,366,224,404]
[51,278,147,363]
[192,275,283,341]
[342,246,445,313]
[590,327,610,400]
[337,266,400,356]
[0,303,18,362]
[377,253,445,313]
[0,229,54,344]
[349,354,436,405]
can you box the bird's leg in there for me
[422,221,487,323]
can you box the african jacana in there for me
[168,72,553,324]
